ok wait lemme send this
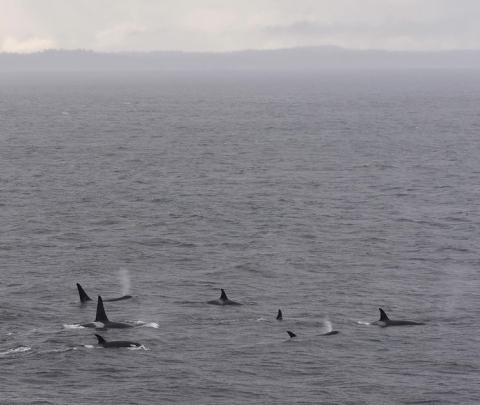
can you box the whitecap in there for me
[84,345,95,349]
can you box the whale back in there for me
[95,334,106,345]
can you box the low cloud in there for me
[1,36,56,53]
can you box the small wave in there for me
[84,345,95,349]
[0,346,31,356]
[63,324,85,329]
[135,321,159,328]
[50,348,75,353]
[135,237,195,248]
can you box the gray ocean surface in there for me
[0,70,479,404]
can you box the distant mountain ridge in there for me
[1,47,480,71]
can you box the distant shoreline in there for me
[1,47,480,71]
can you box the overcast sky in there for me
[1,0,479,53]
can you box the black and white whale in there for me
[372,308,425,327]
[77,283,132,303]
[276,309,283,320]
[207,289,241,306]
[81,296,133,329]
[286,331,296,338]
[94,334,141,348]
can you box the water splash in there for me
[0,346,31,356]
[135,321,159,328]
[129,344,149,351]
[118,268,131,296]
[63,324,85,329]
[356,320,371,325]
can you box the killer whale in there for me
[372,308,425,327]
[81,296,133,329]
[77,283,132,303]
[77,283,92,303]
[276,309,283,320]
[94,334,141,348]
[207,289,241,306]
[286,328,339,338]
[322,330,339,336]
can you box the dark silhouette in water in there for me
[81,296,133,329]
[286,330,338,339]
[207,289,241,305]
[276,309,283,320]
[322,330,339,336]
[94,334,141,348]
[76,283,132,303]
[77,283,92,303]
[372,308,425,327]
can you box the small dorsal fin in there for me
[276,309,283,320]
[95,334,106,344]
[77,283,92,303]
[287,331,296,338]
[379,308,390,322]
[220,289,228,300]
[95,296,109,323]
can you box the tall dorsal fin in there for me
[220,289,228,300]
[94,334,106,344]
[379,308,390,322]
[287,331,296,338]
[276,309,283,320]
[95,296,109,323]
[77,283,92,303]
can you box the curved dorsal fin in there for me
[220,289,228,300]
[77,283,92,303]
[379,308,390,322]
[95,334,106,344]
[276,309,283,320]
[287,331,296,338]
[95,296,109,323]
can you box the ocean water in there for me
[0,70,479,404]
